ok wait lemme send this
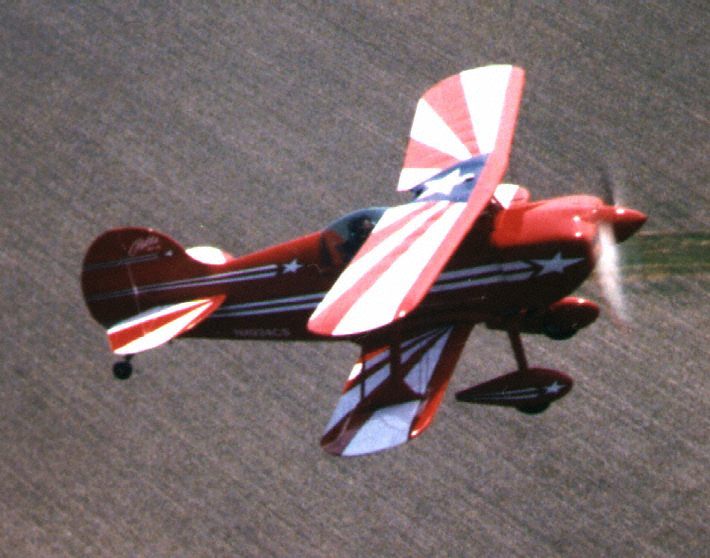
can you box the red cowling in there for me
[455,368,573,413]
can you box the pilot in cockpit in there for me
[341,216,375,261]
[320,208,385,270]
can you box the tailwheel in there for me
[112,356,133,380]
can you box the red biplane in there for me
[82,65,646,456]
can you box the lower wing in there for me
[321,324,473,456]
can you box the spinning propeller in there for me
[594,165,646,324]
[597,221,627,322]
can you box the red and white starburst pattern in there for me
[308,65,525,337]
[398,64,524,192]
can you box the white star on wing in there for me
[421,168,475,198]
[532,252,584,276]
[283,259,302,273]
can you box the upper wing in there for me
[308,65,524,337]
[321,325,472,456]
[398,64,524,194]
[107,295,225,355]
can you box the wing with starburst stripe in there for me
[398,64,524,197]
[307,65,524,337]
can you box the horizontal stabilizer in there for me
[108,295,225,355]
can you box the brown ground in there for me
[1,2,707,556]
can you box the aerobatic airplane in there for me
[82,65,646,456]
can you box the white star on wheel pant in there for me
[544,381,564,395]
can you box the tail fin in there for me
[81,227,228,353]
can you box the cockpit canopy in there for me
[321,207,387,267]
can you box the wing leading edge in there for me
[321,325,472,456]
[308,65,524,337]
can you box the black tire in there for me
[112,360,133,380]
[542,321,577,340]
[516,402,550,415]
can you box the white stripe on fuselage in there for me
[430,270,534,293]
[215,302,321,318]
[217,292,326,312]
[431,252,582,294]
[212,292,326,319]
[208,253,581,321]
[437,260,530,282]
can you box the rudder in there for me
[81,227,212,328]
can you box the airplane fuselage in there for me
[184,194,614,342]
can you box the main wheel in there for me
[112,360,133,380]
[542,321,577,340]
[516,402,550,415]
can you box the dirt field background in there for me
[1,2,707,556]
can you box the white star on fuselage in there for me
[283,258,302,273]
[544,381,565,395]
[532,252,583,276]
[421,168,475,198]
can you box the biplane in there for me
[82,65,646,456]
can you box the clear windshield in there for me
[321,207,387,266]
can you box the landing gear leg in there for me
[112,355,133,380]
[507,325,528,373]
[507,325,550,415]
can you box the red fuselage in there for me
[177,194,643,342]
